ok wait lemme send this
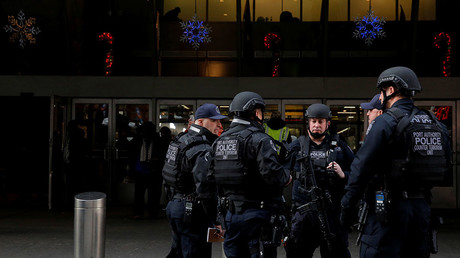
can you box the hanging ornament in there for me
[264,33,281,77]
[434,32,451,77]
[3,10,41,48]
[180,14,212,50]
[353,8,386,46]
[98,32,113,76]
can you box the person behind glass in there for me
[340,66,452,257]
[209,91,292,258]
[284,103,354,258]
[361,94,383,136]
[131,121,162,219]
[64,120,89,205]
[162,103,227,258]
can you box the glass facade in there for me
[0,0,451,77]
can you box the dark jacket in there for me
[211,117,291,204]
[289,133,354,207]
[341,98,415,209]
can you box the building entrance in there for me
[65,99,152,205]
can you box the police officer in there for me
[340,66,452,257]
[163,103,227,258]
[285,103,354,258]
[209,91,291,258]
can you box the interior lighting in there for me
[338,127,351,134]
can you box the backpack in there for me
[162,134,208,191]
[388,107,452,187]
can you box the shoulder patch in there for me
[166,144,178,163]
[269,140,278,152]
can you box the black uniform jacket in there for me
[341,98,414,209]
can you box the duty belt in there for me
[402,191,425,199]
[226,199,278,215]
[173,193,196,201]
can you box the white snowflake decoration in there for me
[180,14,212,50]
[4,10,41,48]
[353,9,386,46]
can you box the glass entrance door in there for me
[71,99,112,198]
[327,100,365,152]
[157,100,196,138]
[71,99,153,205]
[112,100,152,204]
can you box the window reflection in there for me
[164,0,436,22]
[284,104,311,138]
[420,105,453,137]
[158,104,194,137]
[164,0,206,21]
[329,105,364,152]
[209,0,236,21]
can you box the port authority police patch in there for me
[215,138,239,160]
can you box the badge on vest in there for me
[310,150,326,159]
[166,145,178,163]
[215,139,239,160]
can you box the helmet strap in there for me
[381,88,400,111]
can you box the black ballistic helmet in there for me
[305,104,332,120]
[376,66,421,96]
[229,91,265,114]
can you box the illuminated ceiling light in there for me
[181,105,190,110]
[338,111,356,115]
[220,0,224,2]
[344,106,356,109]
[223,13,228,17]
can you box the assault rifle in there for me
[355,199,369,245]
[297,155,336,251]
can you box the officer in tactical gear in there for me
[162,103,227,258]
[340,66,452,258]
[209,91,291,258]
[285,103,354,258]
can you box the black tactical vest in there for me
[298,135,339,187]
[387,107,452,187]
[162,134,208,193]
[213,126,259,186]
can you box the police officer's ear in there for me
[383,85,396,95]
[195,118,204,126]
[327,120,331,127]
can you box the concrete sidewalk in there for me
[0,206,459,257]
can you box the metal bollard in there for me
[74,192,106,258]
